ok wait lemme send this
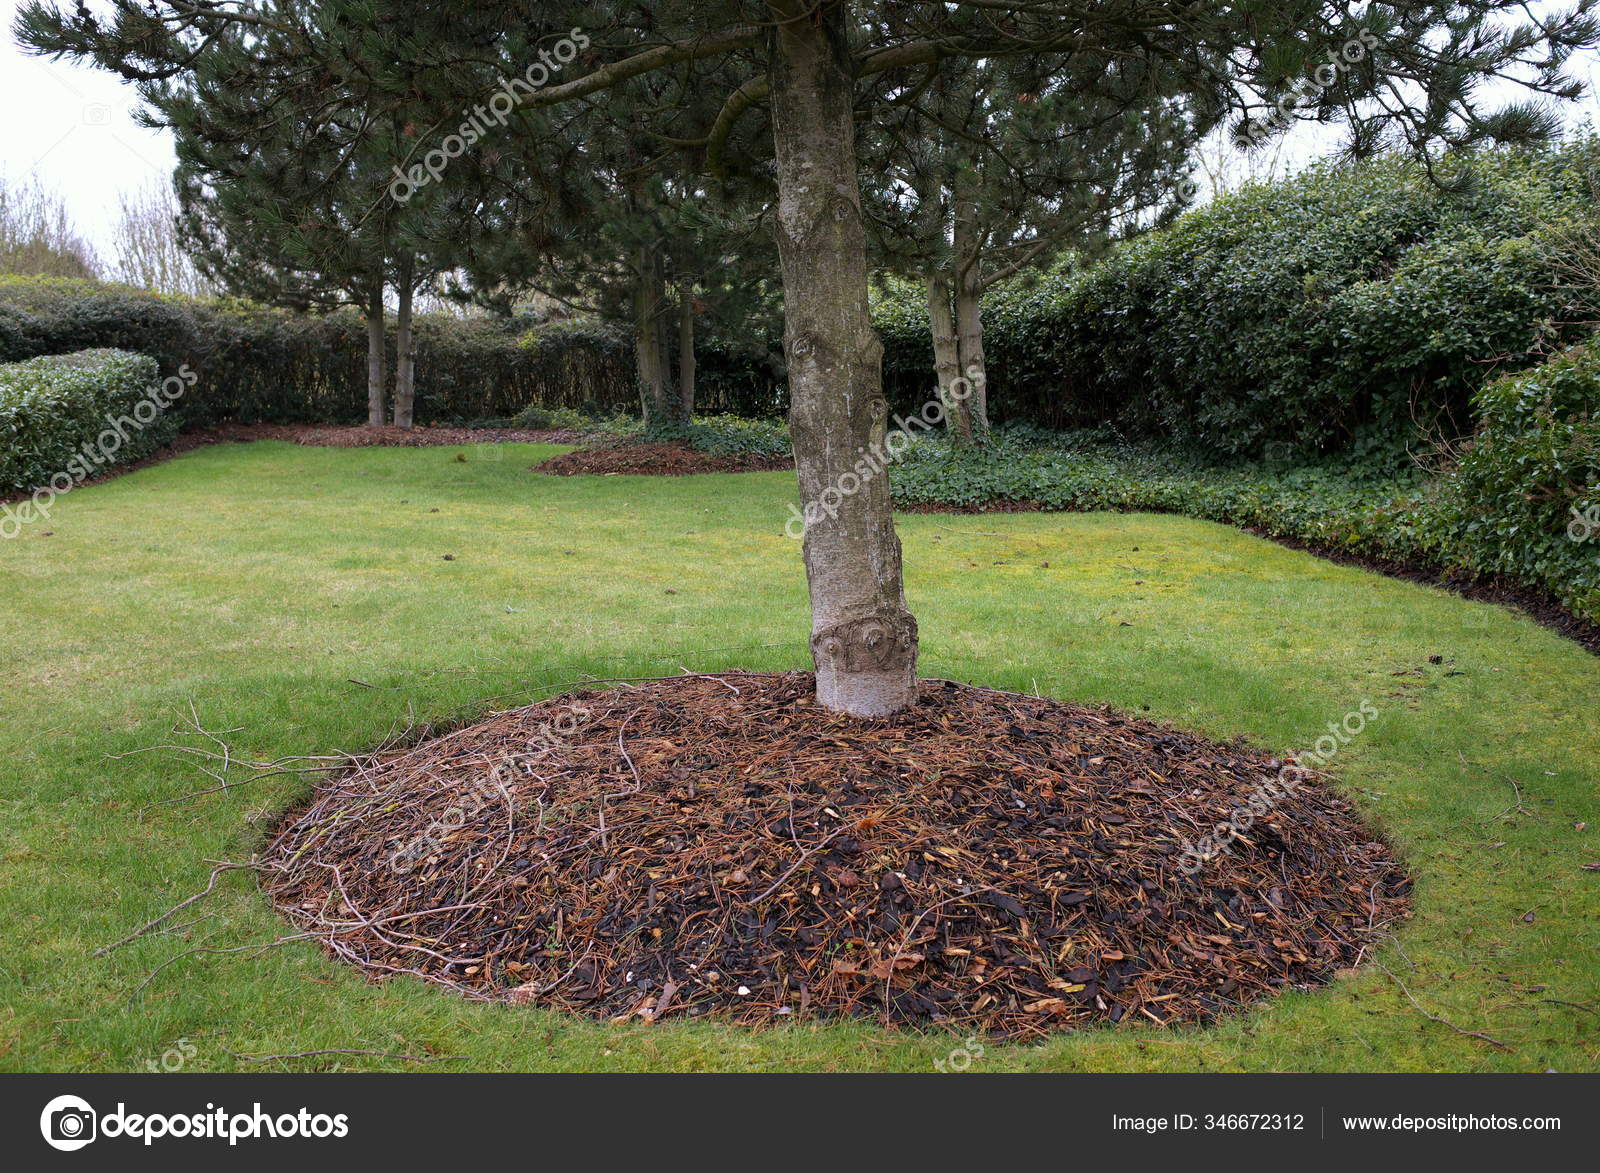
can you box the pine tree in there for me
[21,0,1598,714]
[862,51,1196,441]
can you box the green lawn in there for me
[1,439,1595,1072]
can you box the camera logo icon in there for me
[40,1095,97,1151]
[82,102,113,126]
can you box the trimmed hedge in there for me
[0,278,792,426]
[0,278,641,425]
[0,349,173,496]
[875,140,1600,458]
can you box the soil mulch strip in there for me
[536,441,791,476]
[260,672,1409,1039]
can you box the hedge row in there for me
[0,278,640,425]
[0,349,173,497]
[875,139,1600,458]
[887,342,1600,625]
[3,141,1595,444]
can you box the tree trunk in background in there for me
[926,272,972,444]
[954,277,988,439]
[634,246,670,424]
[393,251,416,428]
[952,170,990,440]
[678,284,696,419]
[365,280,387,428]
[771,0,918,717]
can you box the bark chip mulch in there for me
[536,441,791,476]
[261,672,1408,1038]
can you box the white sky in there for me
[1,0,176,244]
[3,0,1599,250]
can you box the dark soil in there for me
[260,672,1409,1039]
[536,441,791,476]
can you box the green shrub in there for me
[682,414,791,460]
[1437,344,1600,617]
[509,403,594,431]
[0,277,643,426]
[0,349,174,497]
[873,140,1600,459]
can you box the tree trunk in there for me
[365,279,387,428]
[771,0,918,717]
[634,246,670,424]
[678,284,696,419]
[952,170,989,441]
[926,272,972,444]
[954,277,989,439]
[393,251,416,428]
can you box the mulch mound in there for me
[536,441,791,476]
[260,672,1409,1038]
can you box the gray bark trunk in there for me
[952,172,989,440]
[365,281,386,428]
[393,252,416,428]
[926,273,972,444]
[955,278,989,440]
[771,0,918,717]
[678,285,696,419]
[634,246,670,424]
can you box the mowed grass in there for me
[0,438,1596,1073]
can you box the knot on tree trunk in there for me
[811,609,918,675]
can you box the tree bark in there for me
[952,169,989,440]
[634,245,670,424]
[954,277,989,439]
[926,272,972,444]
[678,283,696,419]
[771,0,918,717]
[365,278,387,428]
[393,251,416,428]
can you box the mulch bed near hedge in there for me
[260,672,1409,1039]
[536,441,791,476]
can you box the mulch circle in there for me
[260,672,1409,1039]
[536,441,791,476]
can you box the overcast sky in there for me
[4,0,1600,251]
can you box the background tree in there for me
[105,182,214,296]
[0,173,99,279]
[862,51,1198,441]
